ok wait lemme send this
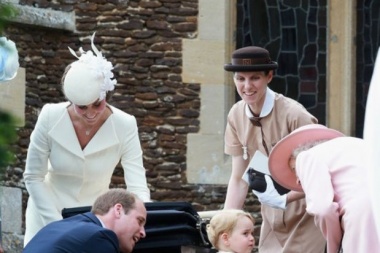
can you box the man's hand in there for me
[252,175,287,209]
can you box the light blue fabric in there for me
[0,37,19,82]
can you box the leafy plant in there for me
[0,3,18,34]
[0,111,17,176]
[0,2,19,179]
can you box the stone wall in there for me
[0,187,23,253]
[1,0,261,250]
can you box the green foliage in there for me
[0,3,18,35]
[0,3,19,179]
[0,111,17,177]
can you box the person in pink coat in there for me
[268,124,380,253]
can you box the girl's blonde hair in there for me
[206,209,254,248]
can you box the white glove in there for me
[252,175,287,210]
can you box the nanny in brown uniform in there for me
[223,46,326,253]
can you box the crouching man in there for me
[23,189,147,253]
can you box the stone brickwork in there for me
[3,0,242,223]
[1,0,261,251]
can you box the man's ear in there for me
[113,203,123,217]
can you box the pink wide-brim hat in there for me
[268,124,345,192]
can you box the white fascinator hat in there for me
[63,32,116,106]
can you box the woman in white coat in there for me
[23,33,151,246]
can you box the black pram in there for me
[62,202,215,253]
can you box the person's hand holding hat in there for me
[252,175,287,210]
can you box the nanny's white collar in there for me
[245,87,275,118]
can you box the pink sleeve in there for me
[296,151,342,253]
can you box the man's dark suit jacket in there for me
[22,212,120,253]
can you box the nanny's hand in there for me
[252,175,287,210]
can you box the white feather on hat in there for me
[63,32,116,106]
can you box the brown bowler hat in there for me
[224,46,278,72]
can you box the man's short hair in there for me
[91,189,137,215]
